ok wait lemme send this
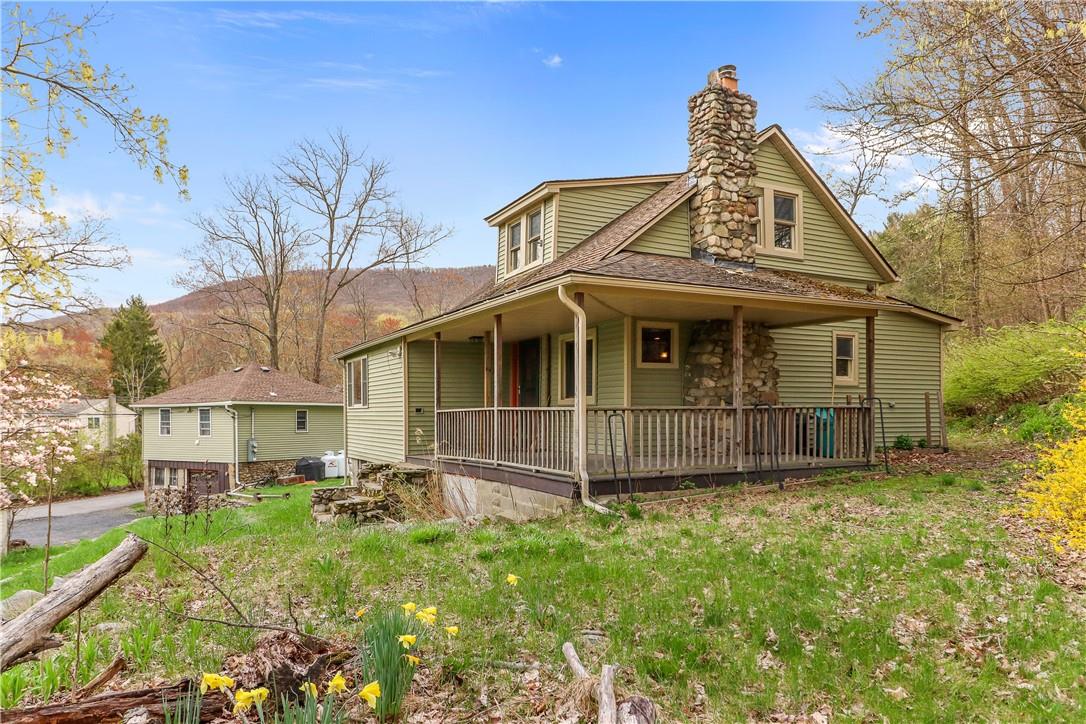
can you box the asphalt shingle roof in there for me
[134,363,341,407]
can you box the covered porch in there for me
[400,274,882,496]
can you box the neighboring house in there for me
[335,65,961,518]
[130,364,344,493]
[49,396,138,449]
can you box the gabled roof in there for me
[48,398,137,417]
[131,363,341,407]
[484,173,682,226]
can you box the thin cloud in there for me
[542,54,563,69]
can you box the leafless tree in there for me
[179,177,308,368]
[276,131,447,382]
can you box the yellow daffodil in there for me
[506,573,521,586]
[445,625,459,637]
[299,681,318,698]
[421,606,437,616]
[397,634,417,649]
[199,672,235,694]
[359,680,381,709]
[355,607,368,619]
[327,671,348,695]
[233,688,268,714]
[404,654,421,666]
[401,602,417,614]
[415,610,436,626]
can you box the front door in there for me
[516,338,541,407]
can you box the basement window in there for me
[637,321,679,369]
[833,331,858,385]
[169,468,179,486]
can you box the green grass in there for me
[2,475,1084,720]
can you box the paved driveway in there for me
[11,490,146,547]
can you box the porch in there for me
[396,275,885,496]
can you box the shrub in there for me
[1009,400,1075,442]
[893,435,915,451]
[1019,381,1086,552]
[945,319,1085,416]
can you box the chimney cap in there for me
[708,65,739,92]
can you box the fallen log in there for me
[562,642,656,724]
[0,534,148,671]
[598,664,617,724]
[72,655,127,701]
[3,681,227,724]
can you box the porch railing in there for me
[435,407,575,475]
[435,404,871,478]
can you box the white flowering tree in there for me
[0,363,80,554]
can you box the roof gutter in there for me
[225,403,241,488]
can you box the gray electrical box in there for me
[247,437,258,462]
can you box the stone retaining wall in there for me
[147,486,234,516]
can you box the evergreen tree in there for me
[100,296,168,403]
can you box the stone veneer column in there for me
[688,65,760,263]
[683,320,779,407]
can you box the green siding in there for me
[141,406,235,464]
[237,405,343,462]
[626,204,691,258]
[772,313,945,443]
[630,321,691,407]
[548,318,626,407]
[345,340,405,464]
[555,183,665,255]
[407,341,485,455]
[753,143,882,285]
[495,197,555,284]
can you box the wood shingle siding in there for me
[555,184,665,255]
[345,340,405,464]
[753,143,883,285]
[142,407,235,464]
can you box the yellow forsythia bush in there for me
[1019,379,1086,552]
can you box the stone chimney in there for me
[688,65,760,264]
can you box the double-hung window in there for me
[198,408,212,436]
[348,358,368,407]
[559,329,597,403]
[508,221,522,271]
[833,331,858,385]
[296,409,309,433]
[159,408,172,436]
[86,416,101,430]
[168,468,179,486]
[505,207,544,274]
[757,186,803,258]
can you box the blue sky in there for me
[32,2,903,306]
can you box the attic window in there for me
[757,185,804,259]
[508,221,522,270]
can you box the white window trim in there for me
[168,468,179,487]
[505,206,545,277]
[86,416,101,430]
[756,183,804,260]
[347,357,369,408]
[635,320,679,369]
[198,407,212,437]
[158,408,172,436]
[558,327,598,404]
[295,409,309,433]
[832,331,859,386]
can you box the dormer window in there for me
[506,207,544,274]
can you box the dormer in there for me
[485,175,681,283]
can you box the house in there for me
[130,364,344,493]
[49,396,138,449]
[335,65,961,519]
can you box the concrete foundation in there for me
[441,472,572,522]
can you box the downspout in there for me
[557,285,612,515]
[225,404,241,488]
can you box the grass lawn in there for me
[2,470,1084,720]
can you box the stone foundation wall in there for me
[684,319,780,406]
[147,486,234,516]
[688,65,759,263]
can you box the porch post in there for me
[733,305,744,472]
[483,331,493,407]
[433,332,442,411]
[492,314,503,463]
[866,314,876,464]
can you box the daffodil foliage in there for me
[1020,378,1086,551]
[1,3,188,211]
